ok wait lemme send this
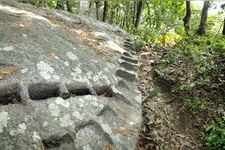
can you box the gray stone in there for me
[121,56,139,64]
[116,69,137,82]
[120,62,138,72]
[0,1,141,150]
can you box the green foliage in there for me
[211,37,225,54]
[180,82,196,91]
[18,0,225,44]
[154,33,225,112]
[183,97,203,109]
[204,117,225,150]
[148,87,161,99]
[133,1,185,44]
[135,38,146,48]
[139,64,145,71]
[47,1,57,8]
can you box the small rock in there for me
[139,52,151,59]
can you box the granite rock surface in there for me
[0,1,141,150]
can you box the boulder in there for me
[0,1,141,150]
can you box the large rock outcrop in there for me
[0,1,141,150]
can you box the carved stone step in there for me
[120,61,138,71]
[116,69,136,81]
[121,56,138,64]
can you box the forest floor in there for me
[136,42,225,150]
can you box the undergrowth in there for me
[203,116,225,150]
[154,34,225,109]
[152,34,225,148]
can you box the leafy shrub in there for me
[135,37,146,48]
[154,34,225,110]
[148,87,161,99]
[47,1,57,8]
[211,38,225,54]
[203,117,225,150]
[183,97,202,110]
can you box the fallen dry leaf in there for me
[0,66,17,79]
[113,128,137,137]
[104,144,113,150]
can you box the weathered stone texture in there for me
[0,1,141,150]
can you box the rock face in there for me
[0,1,141,150]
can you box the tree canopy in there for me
[18,1,225,45]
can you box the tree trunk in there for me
[115,5,119,25]
[37,1,46,7]
[125,2,131,31]
[122,2,129,29]
[66,1,72,13]
[102,1,108,22]
[133,1,137,25]
[56,1,65,10]
[109,6,114,24]
[95,1,100,20]
[222,18,225,35]
[77,1,90,14]
[196,1,210,35]
[135,1,144,28]
[89,1,92,9]
[183,1,191,36]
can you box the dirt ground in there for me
[137,45,206,150]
